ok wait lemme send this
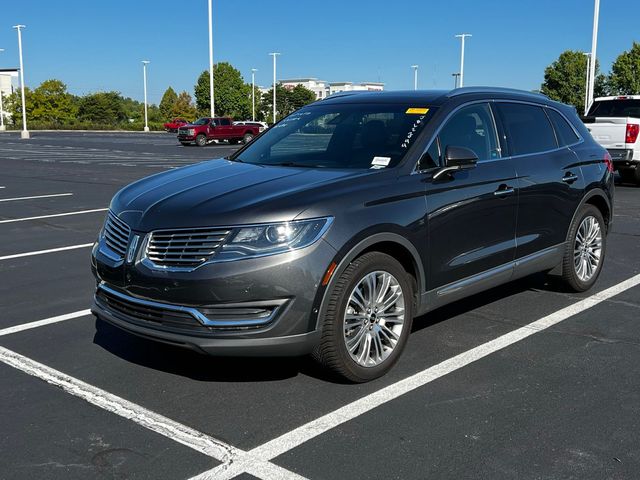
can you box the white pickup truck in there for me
[583,95,640,185]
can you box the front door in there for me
[424,103,519,289]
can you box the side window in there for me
[438,103,499,163]
[546,108,580,146]
[220,118,231,126]
[496,103,558,155]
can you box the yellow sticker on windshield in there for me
[406,107,429,114]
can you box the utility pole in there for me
[0,48,5,131]
[455,33,472,88]
[251,68,257,121]
[142,61,150,132]
[583,52,592,116]
[586,0,600,112]
[411,65,419,90]
[208,0,215,117]
[13,25,28,139]
[452,73,460,89]
[269,52,280,125]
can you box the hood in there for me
[111,159,374,231]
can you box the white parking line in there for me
[0,208,107,224]
[0,310,92,337]
[0,243,94,261]
[0,193,73,203]
[0,346,307,480]
[191,273,640,480]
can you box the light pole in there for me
[142,61,150,132]
[0,48,5,131]
[208,0,215,118]
[13,25,28,139]
[583,52,592,116]
[251,68,257,121]
[269,52,280,125]
[586,0,600,112]
[455,33,472,88]
[452,73,461,89]
[411,65,419,90]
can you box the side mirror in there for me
[445,146,478,168]
[433,146,478,180]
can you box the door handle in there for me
[494,184,515,197]
[562,172,579,184]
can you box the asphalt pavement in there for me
[0,131,639,480]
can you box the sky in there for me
[0,0,636,105]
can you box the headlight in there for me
[187,128,195,135]
[216,217,333,261]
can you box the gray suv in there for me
[92,88,613,382]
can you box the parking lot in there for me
[1,131,639,479]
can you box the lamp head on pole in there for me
[12,25,26,31]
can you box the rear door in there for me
[494,102,585,260]
[214,117,235,140]
[425,102,519,289]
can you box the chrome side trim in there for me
[96,284,279,328]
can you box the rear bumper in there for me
[608,148,638,169]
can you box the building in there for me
[0,69,18,125]
[280,78,384,100]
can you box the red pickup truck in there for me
[177,117,261,146]
[163,118,189,132]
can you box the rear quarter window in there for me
[496,103,558,156]
[547,108,580,146]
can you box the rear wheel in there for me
[195,134,207,147]
[314,252,414,383]
[557,204,606,292]
[619,168,640,186]
[243,133,254,144]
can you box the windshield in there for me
[588,99,640,118]
[192,118,210,125]
[232,103,436,169]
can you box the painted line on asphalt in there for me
[0,333,307,480]
[0,243,93,261]
[0,193,73,203]
[0,310,92,337]
[191,273,640,480]
[0,208,107,224]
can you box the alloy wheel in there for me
[573,215,603,282]
[343,271,405,367]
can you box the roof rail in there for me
[447,86,549,99]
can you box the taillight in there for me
[626,123,639,144]
[604,151,614,173]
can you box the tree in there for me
[608,41,640,95]
[30,79,77,124]
[259,83,316,122]
[159,86,178,120]
[78,91,127,125]
[5,88,33,127]
[194,62,252,119]
[541,50,606,114]
[172,91,197,120]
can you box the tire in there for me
[558,204,606,292]
[314,252,414,383]
[243,133,254,144]
[229,139,240,145]
[195,134,207,147]
[619,168,640,186]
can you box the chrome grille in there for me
[103,212,131,258]
[146,227,231,268]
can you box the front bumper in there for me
[177,134,196,142]
[91,238,337,356]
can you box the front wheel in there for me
[195,134,207,147]
[314,252,414,383]
[243,133,254,144]
[558,204,606,292]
